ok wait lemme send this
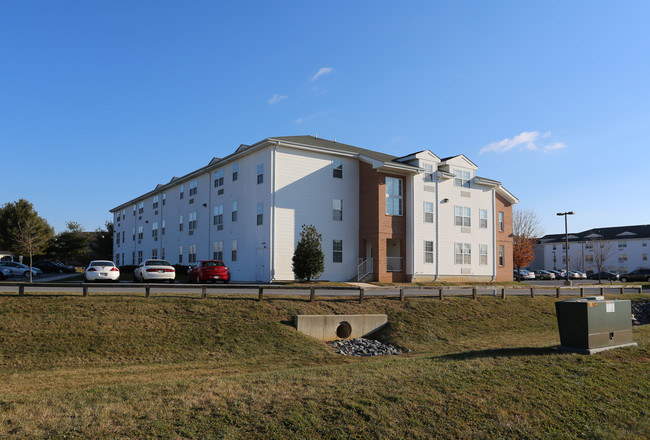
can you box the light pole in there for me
[557,211,575,286]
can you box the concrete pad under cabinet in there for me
[294,314,388,340]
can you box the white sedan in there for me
[133,259,176,283]
[84,260,120,282]
[0,261,42,278]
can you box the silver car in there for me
[0,261,42,278]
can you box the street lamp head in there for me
[557,211,575,216]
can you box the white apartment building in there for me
[531,224,650,274]
[110,136,518,282]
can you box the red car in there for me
[187,260,230,284]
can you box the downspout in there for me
[270,144,276,281]
[410,173,415,281]
[434,173,439,281]
[208,172,212,260]
[491,188,496,282]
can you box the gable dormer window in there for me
[424,163,435,182]
[454,169,470,188]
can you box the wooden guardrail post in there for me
[201,286,207,299]
[83,285,88,297]
[258,286,263,302]
[472,287,478,301]
[359,288,364,303]
[501,287,506,299]
[530,287,535,298]
[556,287,561,298]
[145,285,151,298]
[580,287,584,298]
[640,286,643,294]
[399,288,405,302]
[620,286,625,295]
[439,287,444,300]
[600,286,605,296]
[19,285,24,296]
[310,286,315,302]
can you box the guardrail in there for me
[0,282,645,303]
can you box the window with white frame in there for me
[138,225,143,240]
[188,244,197,263]
[232,240,237,261]
[152,249,157,259]
[423,163,435,182]
[257,164,264,184]
[214,205,223,230]
[333,160,343,178]
[644,253,648,261]
[115,253,120,266]
[619,254,627,262]
[257,202,263,225]
[138,202,144,214]
[585,243,593,250]
[161,248,165,260]
[333,199,342,221]
[498,212,504,232]
[152,222,158,239]
[643,241,648,247]
[138,250,143,265]
[424,202,434,223]
[214,169,224,188]
[133,205,136,216]
[333,240,343,263]
[132,228,135,241]
[424,241,434,263]
[232,162,238,181]
[618,241,627,250]
[454,243,471,265]
[454,206,471,227]
[153,195,159,209]
[498,245,504,266]
[479,209,488,228]
[161,220,165,235]
[480,244,488,265]
[188,212,197,234]
[178,245,183,263]
[180,185,184,199]
[232,200,238,222]
[189,179,198,196]
[162,193,166,206]
[213,241,223,260]
[454,169,470,187]
[132,251,135,264]
[179,215,183,232]
[585,254,594,263]
[385,177,403,216]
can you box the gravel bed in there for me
[327,338,410,356]
[632,301,650,326]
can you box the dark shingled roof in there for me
[540,224,650,243]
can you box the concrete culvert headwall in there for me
[294,314,388,341]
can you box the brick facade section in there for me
[359,162,406,282]
[495,192,514,281]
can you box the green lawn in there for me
[0,294,647,438]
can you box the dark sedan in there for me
[619,269,650,283]
[587,271,619,281]
[33,260,76,273]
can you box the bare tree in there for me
[513,209,544,281]
[13,216,53,282]
[588,235,615,283]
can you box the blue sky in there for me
[2,1,649,236]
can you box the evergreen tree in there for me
[292,224,324,282]
[52,221,89,265]
[0,199,54,281]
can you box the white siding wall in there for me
[435,172,494,277]
[410,159,439,277]
[273,146,359,281]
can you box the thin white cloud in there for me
[268,94,287,105]
[480,131,566,154]
[542,142,567,152]
[311,67,334,81]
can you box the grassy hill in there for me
[0,293,648,438]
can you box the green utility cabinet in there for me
[555,296,637,354]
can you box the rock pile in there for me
[328,338,410,356]
[632,301,650,326]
